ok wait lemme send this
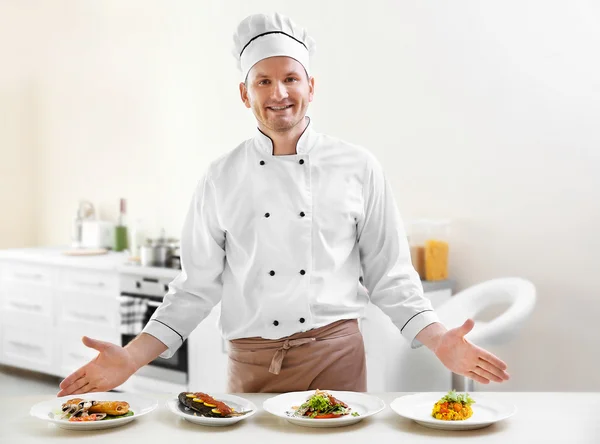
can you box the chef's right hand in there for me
[57,336,138,396]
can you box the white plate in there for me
[390,392,517,430]
[30,392,158,431]
[166,394,257,427]
[263,390,385,428]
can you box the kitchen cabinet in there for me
[1,323,55,374]
[1,262,55,286]
[0,264,57,373]
[59,268,119,295]
[0,280,54,327]
[0,252,123,379]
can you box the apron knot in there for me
[269,338,315,375]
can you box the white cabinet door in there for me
[55,269,121,378]
[188,304,229,393]
[0,281,54,327]
[0,322,57,375]
[59,269,118,296]
[0,260,122,377]
[1,262,55,287]
[57,290,119,331]
[0,261,57,368]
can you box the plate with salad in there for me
[263,389,385,428]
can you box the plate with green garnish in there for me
[390,391,517,430]
[263,389,385,428]
[30,392,158,430]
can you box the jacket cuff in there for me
[142,319,184,359]
[399,310,440,349]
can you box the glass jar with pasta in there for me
[408,219,451,281]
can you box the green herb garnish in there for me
[440,390,475,405]
[296,392,354,417]
[307,394,331,412]
[102,411,134,420]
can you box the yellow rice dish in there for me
[431,390,475,421]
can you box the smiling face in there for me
[239,56,315,133]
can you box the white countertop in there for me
[3,392,599,443]
[0,246,181,279]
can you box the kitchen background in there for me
[1,1,599,392]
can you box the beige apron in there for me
[227,319,367,393]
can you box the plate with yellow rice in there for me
[390,391,517,430]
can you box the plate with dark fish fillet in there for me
[166,392,257,426]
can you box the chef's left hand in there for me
[433,319,510,384]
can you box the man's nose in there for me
[271,81,289,101]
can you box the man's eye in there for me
[258,79,270,85]
[286,77,298,82]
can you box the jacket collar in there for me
[254,116,318,155]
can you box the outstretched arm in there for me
[416,320,510,384]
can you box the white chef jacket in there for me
[143,118,439,359]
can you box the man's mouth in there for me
[267,105,293,111]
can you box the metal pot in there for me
[140,241,171,267]
[155,244,171,267]
[170,245,181,269]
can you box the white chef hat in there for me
[232,12,316,81]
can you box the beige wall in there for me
[0,2,37,248]
[1,0,599,390]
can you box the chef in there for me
[58,12,509,396]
